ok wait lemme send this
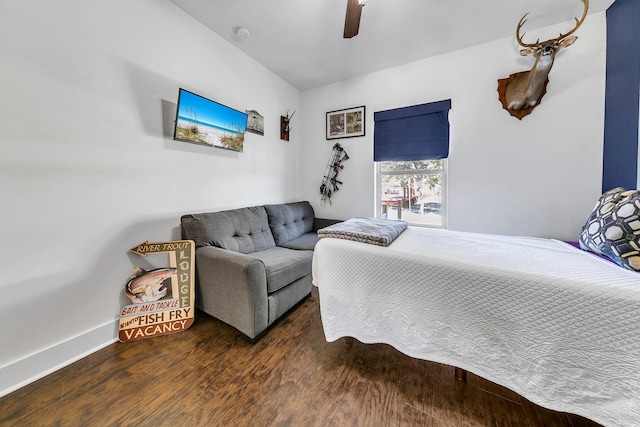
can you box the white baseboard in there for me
[0,319,118,398]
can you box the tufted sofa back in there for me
[264,201,315,245]
[181,206,276,254]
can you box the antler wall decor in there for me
[320,143,349,204]
[498,0,589,119]
[280,110,295,141]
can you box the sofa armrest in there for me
[195,246,268,339]
[313,217,342,231]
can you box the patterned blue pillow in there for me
[579,187,627,254]
[579,188,640,271]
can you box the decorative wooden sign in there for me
[119,240,195,342]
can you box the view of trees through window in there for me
[378,160,444,227]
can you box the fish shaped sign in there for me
[119,240,195,342]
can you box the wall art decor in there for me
[326,105,365,140]
[498,0,588,119]
[320,143,349,204]
[173,88,248,152]
[119,240,195,342]
[281,110,295,141]
[246,109,264,135]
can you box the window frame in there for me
[375,159,447,228]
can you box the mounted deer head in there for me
[498,0,588,119]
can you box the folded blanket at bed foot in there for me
[317,217,408,246]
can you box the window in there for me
[373,99,451,227]
[377,160,445,227]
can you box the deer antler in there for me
[552,0,589,43]
[516,14,539,48]
[515,0,588,48]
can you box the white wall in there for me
[0,0,301,395]
[299,13,607,241]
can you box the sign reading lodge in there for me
[119,240,195,342]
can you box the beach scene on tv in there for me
[174,89,248,152]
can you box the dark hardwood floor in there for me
[0,292,603,427]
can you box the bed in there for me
[312,226,640,427]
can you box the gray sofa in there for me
[181,201,338,341]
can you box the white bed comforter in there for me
[312,227,640,427]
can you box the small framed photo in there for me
[326,106,365,140]
[246,110,264,135]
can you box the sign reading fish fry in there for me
[119,240,195,342]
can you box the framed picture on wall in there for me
[246,110,264,135]
[326,106,365,140]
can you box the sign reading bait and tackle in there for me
[119,240,195,342]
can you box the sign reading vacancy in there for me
[119,240,195,342]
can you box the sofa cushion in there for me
[278,232,319,251]
[181,206,275,254]
[251,247,313,293]
[264,201,315,245]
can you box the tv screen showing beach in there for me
[173,88,248,152]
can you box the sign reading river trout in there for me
[119,240,195,342]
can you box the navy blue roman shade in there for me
[374,99,451,162]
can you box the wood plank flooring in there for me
[0,292,603,427]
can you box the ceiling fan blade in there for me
[343,0,363,39]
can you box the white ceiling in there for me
[168,0,615,91]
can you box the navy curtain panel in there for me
[603,0,640,191]
[374,99,451,162]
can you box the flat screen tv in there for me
[173,88,248,152]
